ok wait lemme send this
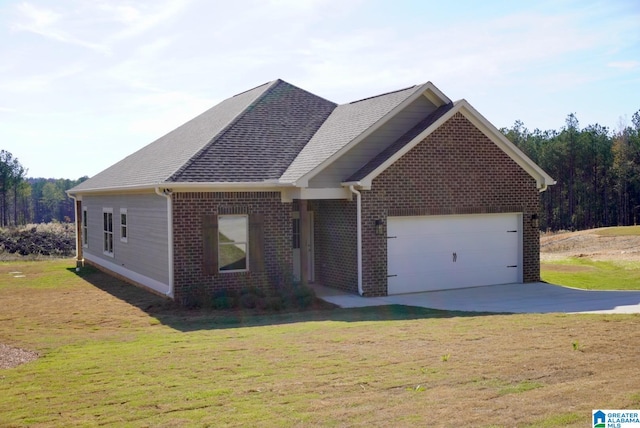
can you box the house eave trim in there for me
[68,181,295,196]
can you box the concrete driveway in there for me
[312,282,640,314]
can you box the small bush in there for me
[194,281,317,312]
[240,286,266,298]
[266,296,284,311]
[213,296,235,310]
[239,293,259,309]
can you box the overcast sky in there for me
[1,0,638,179]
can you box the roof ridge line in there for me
[348,85,418,104]
[232,79,278,97]
[166,80,282,182]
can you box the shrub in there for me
[193,281,317,312]
[239,293,259,309]
[0,223,75,257]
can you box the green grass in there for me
[2,259,640,427]
[593,226,640,236]
[541,258,640,290]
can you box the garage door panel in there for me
[388,250,452,273]
[387,214,522,294]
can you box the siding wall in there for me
[359,112,541,296]
[309,95,437,188]
[82,192,170,287]
[172,191,292,304]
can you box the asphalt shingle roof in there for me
[169,80,336,182]
[70,80,435,193]
[279,86,420,184]
[71,81,277,191]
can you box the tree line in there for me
[0,150,87,226]
[502,111,640,231]
[2,109,640,231]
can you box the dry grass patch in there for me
[1,259,640,427]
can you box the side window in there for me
[218,215,248,272]
[202,213,264,275]
[82,208,88,247]
[103,208,114,256]
[120,208,128,243]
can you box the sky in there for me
[0,0,638,179]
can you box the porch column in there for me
[75,199,83,268]
[299,200,310,285]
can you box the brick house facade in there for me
[69,79,554,304]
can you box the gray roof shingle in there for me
[70,80,436,193]
[71,80,276,192]
[169,80,336,182]
[279,85,421,184]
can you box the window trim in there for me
[82,207,88,248]
[218,214,249,273]
[103,208,114,257]
[120,208,128,243]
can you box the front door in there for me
[292,212,314,283]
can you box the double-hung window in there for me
[103,208,114,256]
[218,215,248,271]
[120,208,128,243]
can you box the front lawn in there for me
[541,258,640,290]
[1,259,640,427]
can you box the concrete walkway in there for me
[311,282,640,314]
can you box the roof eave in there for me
[67,180,295,196]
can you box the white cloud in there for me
[11,2,108,52]
[0,63,86,93]
[608,61,640,70]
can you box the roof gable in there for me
[280,82,450,186]
[344,100,556,191]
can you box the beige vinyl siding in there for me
[309,95,438,188]
[82,192,169,286]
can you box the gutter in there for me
[155,187,174,298]
[348,185,364,296]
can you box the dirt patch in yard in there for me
[0,343,38,369]
[541,227,640,262]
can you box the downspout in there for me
[348,185,364,296]
[155,187,174,298]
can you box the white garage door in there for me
[387,213,522,294]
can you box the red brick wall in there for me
[360,112,541,296]
[310,199,358,293]
[172,191,292,304]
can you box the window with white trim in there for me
[120,208,128,243]
[218,215,248,272]
[82,207,88,247]
[103,208,114,256]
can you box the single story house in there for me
[67,79,555,304]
